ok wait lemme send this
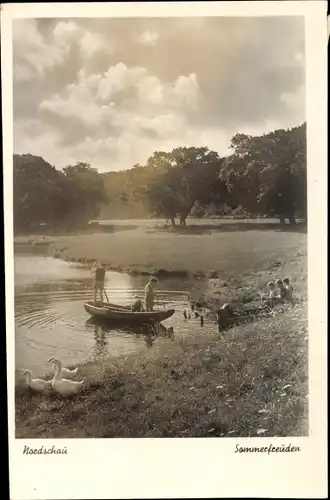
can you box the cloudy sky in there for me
[13,17,305,172]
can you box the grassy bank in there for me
[15,226,308,437]
[16,298,307,438]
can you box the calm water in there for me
[15,254,206,377]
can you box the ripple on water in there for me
[15,254,208,378]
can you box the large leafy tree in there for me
[13,155,108,232]
[219,123,307,223]
[142,146,226,225]
[62,162,108,225]
[13,154,69,230]
[101,163,158,219]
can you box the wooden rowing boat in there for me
[84,301,175,323]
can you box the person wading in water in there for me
[92,260,106,306]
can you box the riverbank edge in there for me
[13,220,307,280]
[14,239,222,279]
[14,231,307,314]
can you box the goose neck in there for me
[53,363,62,381]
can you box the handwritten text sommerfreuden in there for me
[235,443,300,454]
[23,445,68,455]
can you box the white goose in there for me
[24,370,52,393]
[49,357,79,379]
[48,357,85,397]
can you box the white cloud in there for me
[137,75,164,105]
[173,73,199,110]
[31,63,214,169]
[94,63,146,101]
[80,31,110,58]
[136,71,200,111]
[52,21,81,44]
[13,17,305,172]
[13,20,112,84]
[38,64,156,136]
[53,21,112,59]
[137,30,159,46]
[40,63,200,123]
[13,20,67,80]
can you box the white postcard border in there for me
[2,2,327,499]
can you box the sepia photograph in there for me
[12,13,310,440]
[2,1,327,499]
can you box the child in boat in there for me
[283,277,294,302]
[92,260,106,306]
[145,277,158,311]
[131,296,143,312]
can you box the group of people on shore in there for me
[91,260,158,310]
[262,278,294,307]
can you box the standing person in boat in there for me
[92,260,106,306]
[144,276,158,311]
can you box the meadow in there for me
[15,218,306,278]
[15,219,308,438]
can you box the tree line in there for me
[13,155,107,232]
[13,123,306,232]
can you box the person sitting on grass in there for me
[262,281,278,308]
[283,277,294,303]
[131,296,144,312]
[145,276,158,311]
[276,279,286,301]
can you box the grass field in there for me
[15,219,308,438]
[15,218,307,279]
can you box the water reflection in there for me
[92,324,108,359]
[15,254,195,377]
[85,316,163,351]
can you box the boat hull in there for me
[84,301,175,323]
